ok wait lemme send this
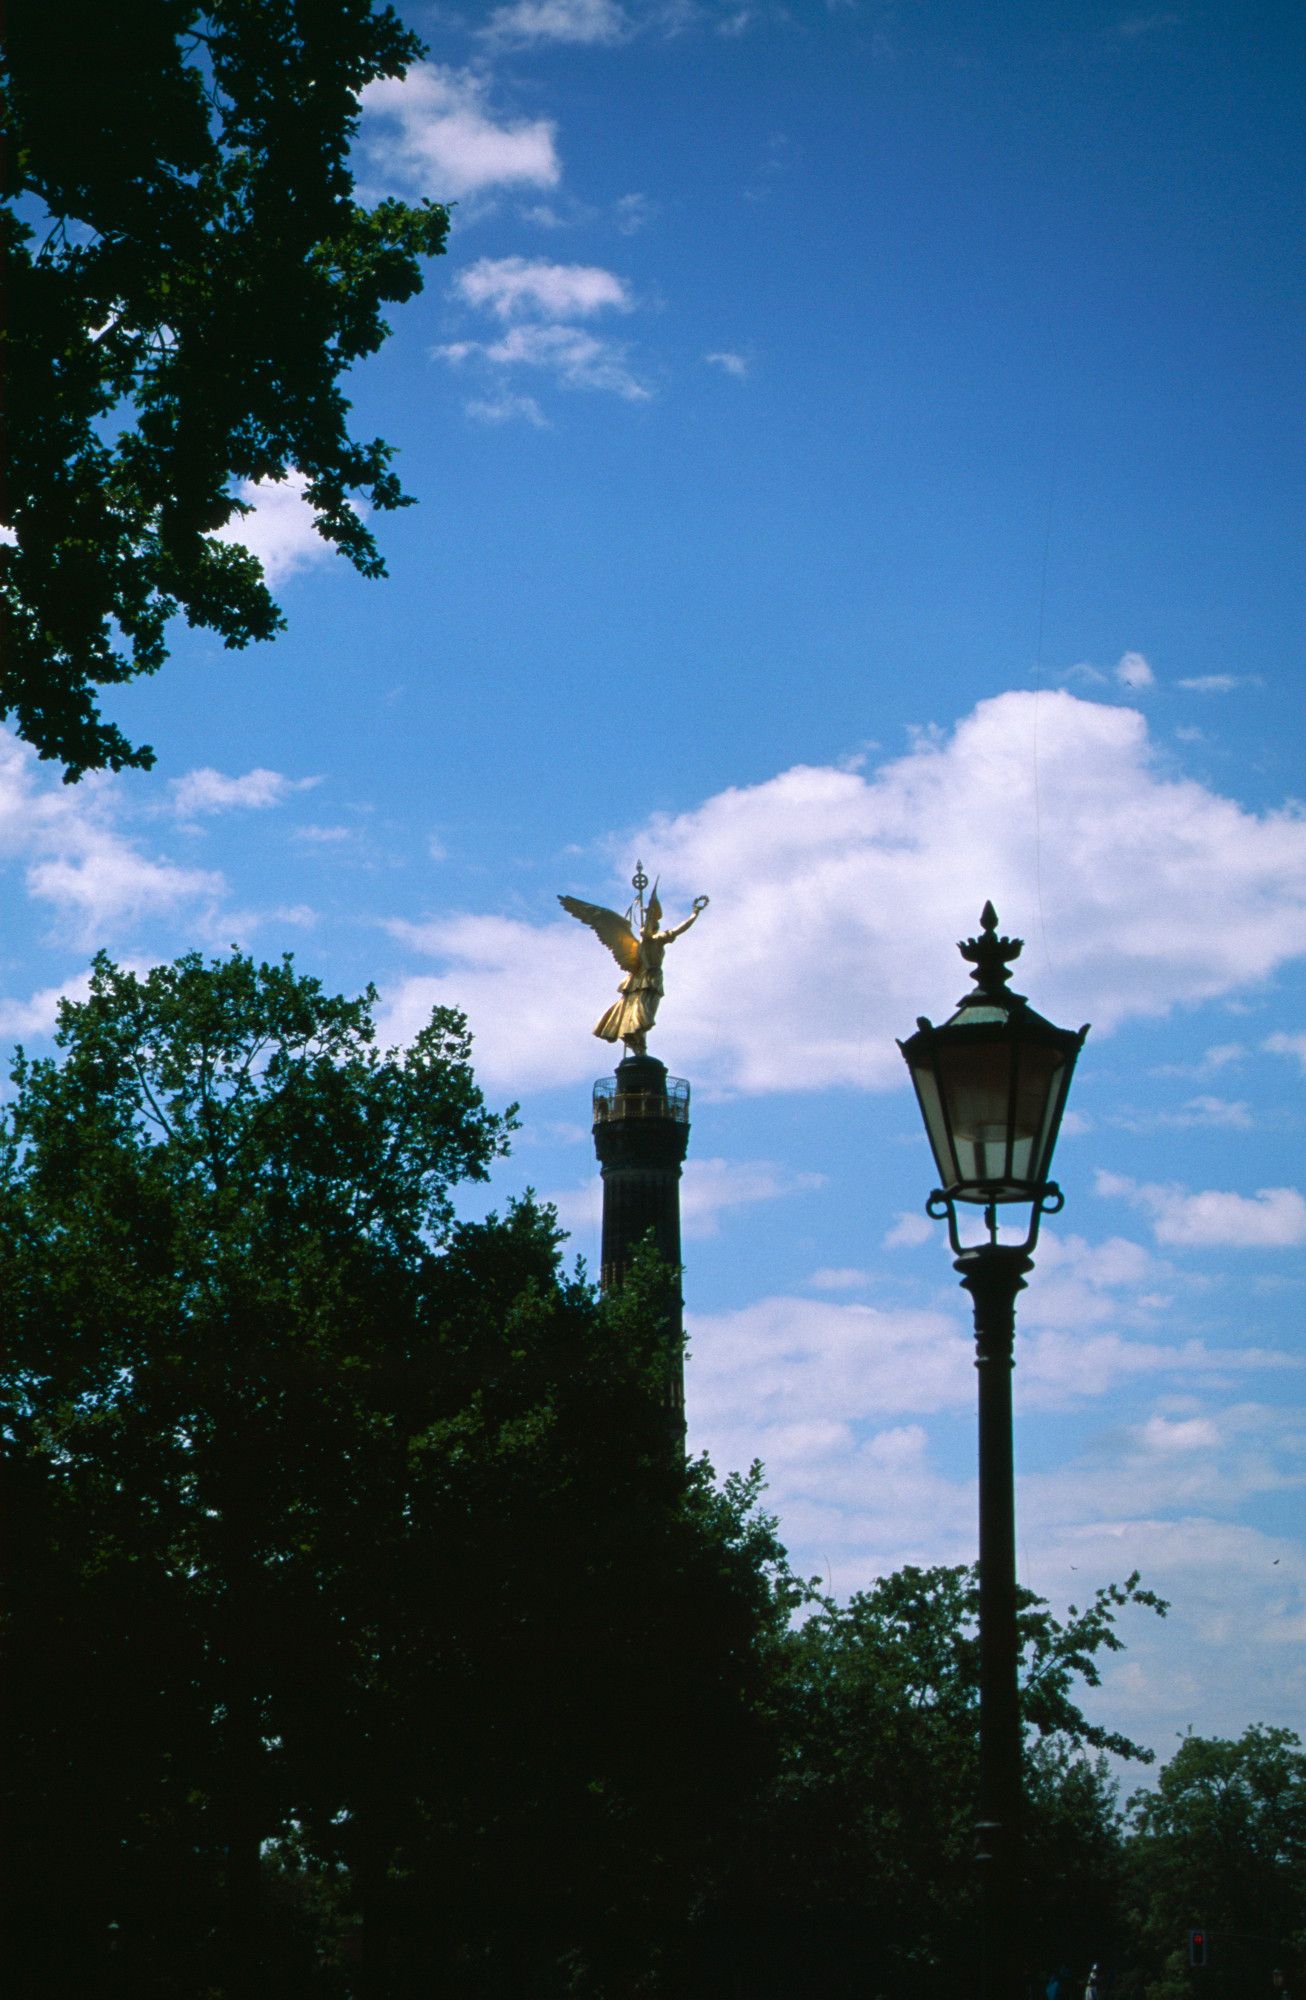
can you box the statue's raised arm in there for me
[658,895,709,945]
[559,863,709,1056]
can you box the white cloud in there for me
[712,1415,973,1594]
[440,254,646,422]
[996,1228,1161,1331]
[682,1279,1306,1745]
[615,192,657,233]
[1177,674,1248,692]
[438,255,649,408]
[214,471,343,586]
[883,1210,933,1248]
[1023,1402,1306,1561]
[1017,1514,1306,1753]
[465,392,550,427]
[1097,1170,1306,1249]
[438,322,651,401]
[690,1293,973,1433]
[694,1252,1291,1455]
[484,0,631,42]
[359,65,560,201]
[808,1266,873,1290]
[378,913,596,1090]
[1109,1094,1254,1132]
[1265,1030,1306,1074]
[26,848,224,942]
[548,1153,824,1243]
[520,1118,591,1150]
[1139,1413,1221,1453]
[910,1227,1303,1406]
[1152,1041,1247,1078]
[171,768,320,819]
[0,728,324,952]
[1174,1094,1253,1127]
[0,739,220,947]
[704,349,749,378]
[1115,649,1155,689]
[673,1233,1284,1461]
[295,823,353,845]
[482,0,705,41]
[681,1156,825,1236]
[686,1289,1302,1629]
[457,255,632,319]
[380,691,1306,1098]
[1019,1330,1298,1407]
[1113,12,1183,40]
[0,972,93,1041]
[248,901,316,931]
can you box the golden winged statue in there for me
[559,862,709,1055]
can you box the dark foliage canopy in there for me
[0,0,448,778]
[1125,1726,1306,2000]
[708,1563,1167,2000]
[0,950,794,1995]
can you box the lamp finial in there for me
[958,902,1023,999]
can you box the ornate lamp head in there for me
[898,903,1089,1250]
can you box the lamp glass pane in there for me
[1011,1041,1063,1185]
[909,1058,955,1187]
[1031,1049,1071,1182]
[935,1040,1014,1188]
[931,1032,1068,1195]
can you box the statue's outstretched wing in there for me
[558,895,640,972]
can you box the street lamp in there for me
[898,903,1088,2000]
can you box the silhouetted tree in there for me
[0,0,448,777]
[0,950,795,1996]
[1123,1726,1306,2000]
[0,950,508,1986]
[700,1563,1165,2000]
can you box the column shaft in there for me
[592,1054,690,1448]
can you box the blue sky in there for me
[4,0,1304,1764]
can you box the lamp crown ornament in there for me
[958,900,1023,1001]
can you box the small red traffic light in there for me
[1188,1929,1208,1968]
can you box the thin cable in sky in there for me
[1031,415,1061,974]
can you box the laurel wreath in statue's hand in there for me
[693,895,710,913]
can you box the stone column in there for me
[592,1052,691,1448]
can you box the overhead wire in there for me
[1031,418,1061,976]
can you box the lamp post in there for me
[898,903,1088,2000]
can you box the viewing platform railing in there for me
[592,1075,690,1125]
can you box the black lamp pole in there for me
[959,1239,1030,2000]
[899,905,1087,2000]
